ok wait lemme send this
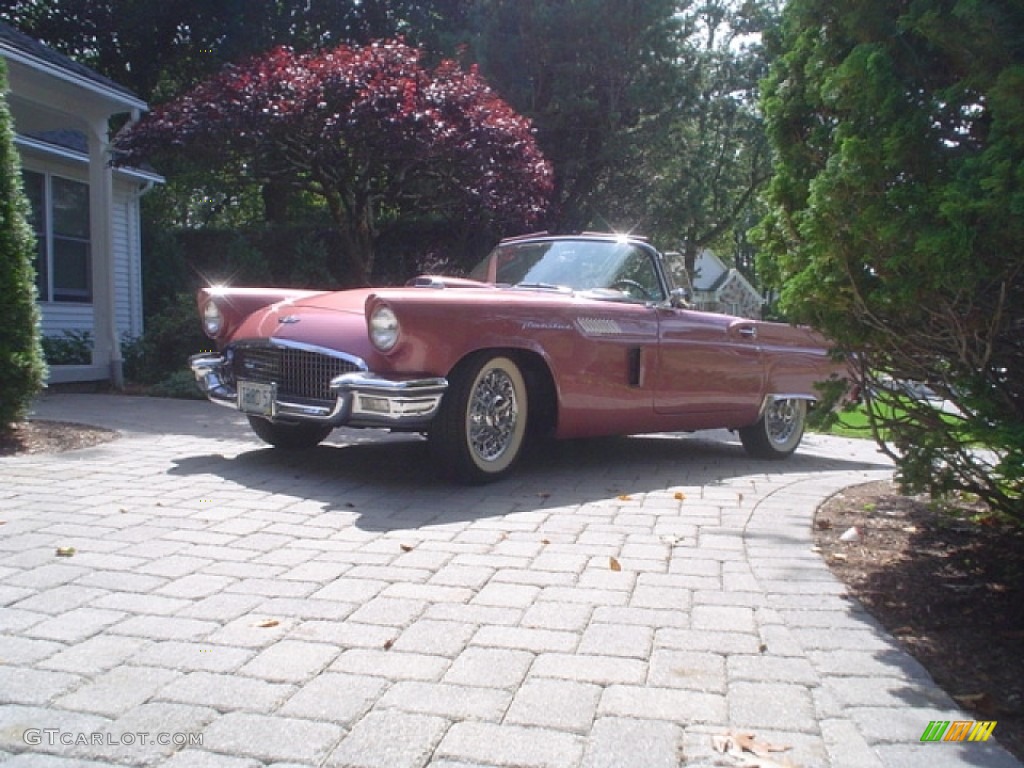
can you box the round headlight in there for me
[202,301,224,337]
[369,305,400,351]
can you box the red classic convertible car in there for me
[190,233,842,483]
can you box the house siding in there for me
[23,153,144,344]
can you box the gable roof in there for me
[0,21,145,111]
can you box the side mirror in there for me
[669,287,692,309]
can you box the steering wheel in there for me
[609,279,655,301]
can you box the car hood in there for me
[232,289,377,358]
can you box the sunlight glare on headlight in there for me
[369,305,400,351]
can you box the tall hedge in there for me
[0,59,46,427]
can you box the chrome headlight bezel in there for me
[369,305,400,351]
[202,301,224,337]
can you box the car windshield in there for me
[470,239,666,303]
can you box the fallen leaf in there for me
[609,556,622,572]
[400,544,414,552]
[55,546,76,557]
[541,539,551,545]
[738,493,744,503]
[758,643,768,653]
[253,619,279,628]
[617,494,633,501]
[674,492,686,501]
[383,638,394,650]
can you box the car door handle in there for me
[737,326,757,339]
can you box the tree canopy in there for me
[757,0,1024,518]
[116,39,552,284]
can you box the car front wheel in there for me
[739,398,807,459]
[429,353,528,483]
[247,416,331,450]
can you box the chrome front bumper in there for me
[189,353,448,429]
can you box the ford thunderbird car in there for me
[190,233,841,483]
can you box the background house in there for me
[684,249,764,319]
[1,22,161,386]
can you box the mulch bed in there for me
[815,480,1024,760]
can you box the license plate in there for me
[238,380,276,417]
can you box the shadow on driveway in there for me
[167,431,892,532]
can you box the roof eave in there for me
[0,44,147,114]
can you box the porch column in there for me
[87,115,122,388]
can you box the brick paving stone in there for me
[424,602,522,627]
[378,680,511,721]
[471,582,541,609]
[582,717,684,768]
[0,704,112,754]
[436,722,585,768]
[577,622,653,659]
[11,586,109,615]
[155,574,238,599]
[443,647,534,689]
[202,711,343,764]
[727,654,821,685]
[0,636,63,664]
[55,665,182,717]
[156,671,295,713]
[647,649,726,693]
[520,602,593,632]
[237,639,339,683]
[160,750,264,768]
[324,710,449,768]
[655,627,761,655]
[204,615,297,649]
[391,619,477,657]
[504,678,601,732]
[727,681,816,732]
[131,641,254,673]
[0,666,82,706]
[598,685,726,725]
[22,607,127,644]
[37,635,147,676]
[278,672,388,724]
[347,596,427,626]
[109,616,219,642]
[471,626,578,654]
[530,653,647,686]
[290,620,398,649]
[331,648,451,682]
[70,701,216,765]
[175,593,265,622]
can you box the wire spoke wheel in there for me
[468,367,520,462]
[429,353,529,483]
[739,397,806,459]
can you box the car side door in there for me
[654,308,765,421]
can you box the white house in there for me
[689,249,764,319]
[1,22,162,386]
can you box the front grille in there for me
[232,344,362,402]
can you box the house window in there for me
[22,170,92,303]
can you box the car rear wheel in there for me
[429,353,528,483]
[247,416,331,450]
[739,398,806,459]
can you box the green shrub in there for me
[41,330,93,366]
[0,61,46,426]
[123,292,208,385]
